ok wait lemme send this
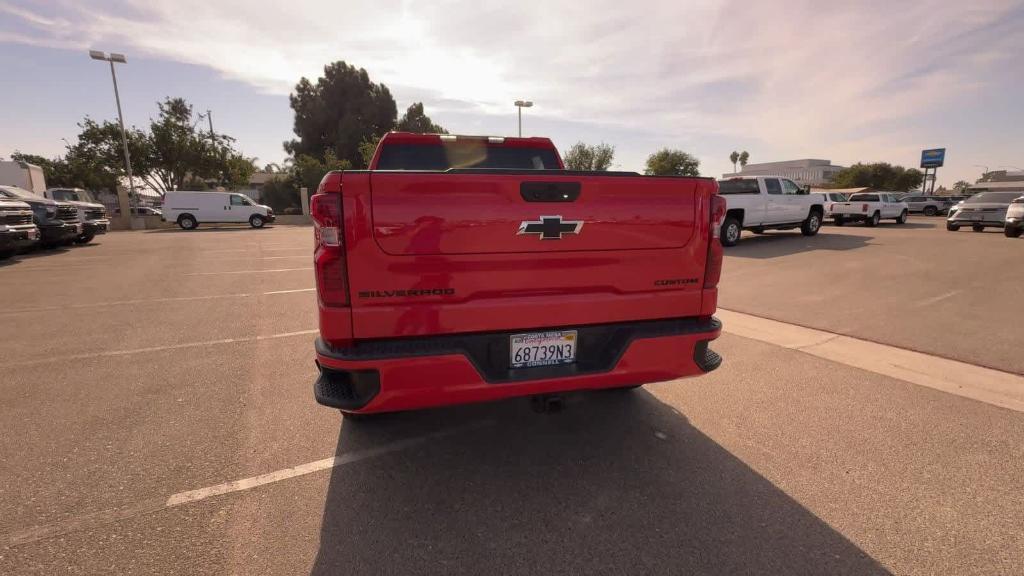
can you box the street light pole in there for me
[90,50,137,212]
[514,100,533,137]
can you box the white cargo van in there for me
[162,191,275,230]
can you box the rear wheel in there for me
[896,210,908,224]
[865,211,880,227]
[924,205,938,216]
[721,216,741,247]
[946,222,960,231]
[249,214,265,229]
[1005,226,1023,238]
[801,211,822,236]
[972,224,985,232]
[178,214,197,230]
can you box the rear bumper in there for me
[948,213,1004,226]
[314,316,722,413]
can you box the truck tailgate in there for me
[343,171,715,339]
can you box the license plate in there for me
[510,330,577,369]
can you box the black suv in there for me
[0,185,80,248]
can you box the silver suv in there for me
[947,191,1022,232]
[901,195,953,216]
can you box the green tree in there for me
[644,148,700,176]
[738,150,749,167]
[260,177,301,213]
[953,180,970,193]
[831,162,924,192]
[729,151,739,173]
[563,142,615,171]
[285,61,398,168]
[395,102,448,134]
[291,150,351,194]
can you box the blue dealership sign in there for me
[920,148,945,168]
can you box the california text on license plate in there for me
[510,330,577,369]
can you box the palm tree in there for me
[729,151,739,173]
[739,151,750,168]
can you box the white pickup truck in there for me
[716,176,824,246]
[832,192,908,227]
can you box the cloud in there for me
[2,0,1022,178]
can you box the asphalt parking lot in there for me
[1,221,1022,575]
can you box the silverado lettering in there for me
[359,288,456,298]
[310,132,724,416]
[654,278,699,286]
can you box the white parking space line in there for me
[0,330,318,369]
[1,421,492,548]
[185,268,312,276]
[0,293,252,315]
[0,289,315,316]
[263,288,316,295]
[718,308,1024,413]
[917,290,961,307]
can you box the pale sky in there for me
[1,0,1022,186]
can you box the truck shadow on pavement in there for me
[726,232,872,259]
[145,226,275,233]
[311,390,889,575]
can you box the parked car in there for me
[901,195,954,216]
[716,176,824,246]
[832,192,908,226]
[311,132,723,416]
[1002,196,1024,238]
[162,191,275,230]
[42,188,110,244]
[0,195,39,258]
[0,185,80,248]
[946,191,1021,232]
[809,191,848,221]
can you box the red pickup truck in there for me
[311,132,724,415]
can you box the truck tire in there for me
[720,216,741,247]
[74,233,95,245]
[1005,226,1023,238]
[896,210,908,224]
[249,215,265,229]
[834,216,845,226]
[924,205,938,216]
[865,211,880,227]
[972,224,985,232]
[800,210,822,236]
[946,222,960,231]
[178,214,198,230]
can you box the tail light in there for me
[862,203,869,212]
[704,194,726,289]
[311,187,349,307]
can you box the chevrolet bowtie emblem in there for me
[517,216,584,240]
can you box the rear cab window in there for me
[764,179,782,195]
[850,194,880,202]
[376,141,562,170]
[716,179,760,195]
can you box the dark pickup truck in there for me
[0,185,81,248]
